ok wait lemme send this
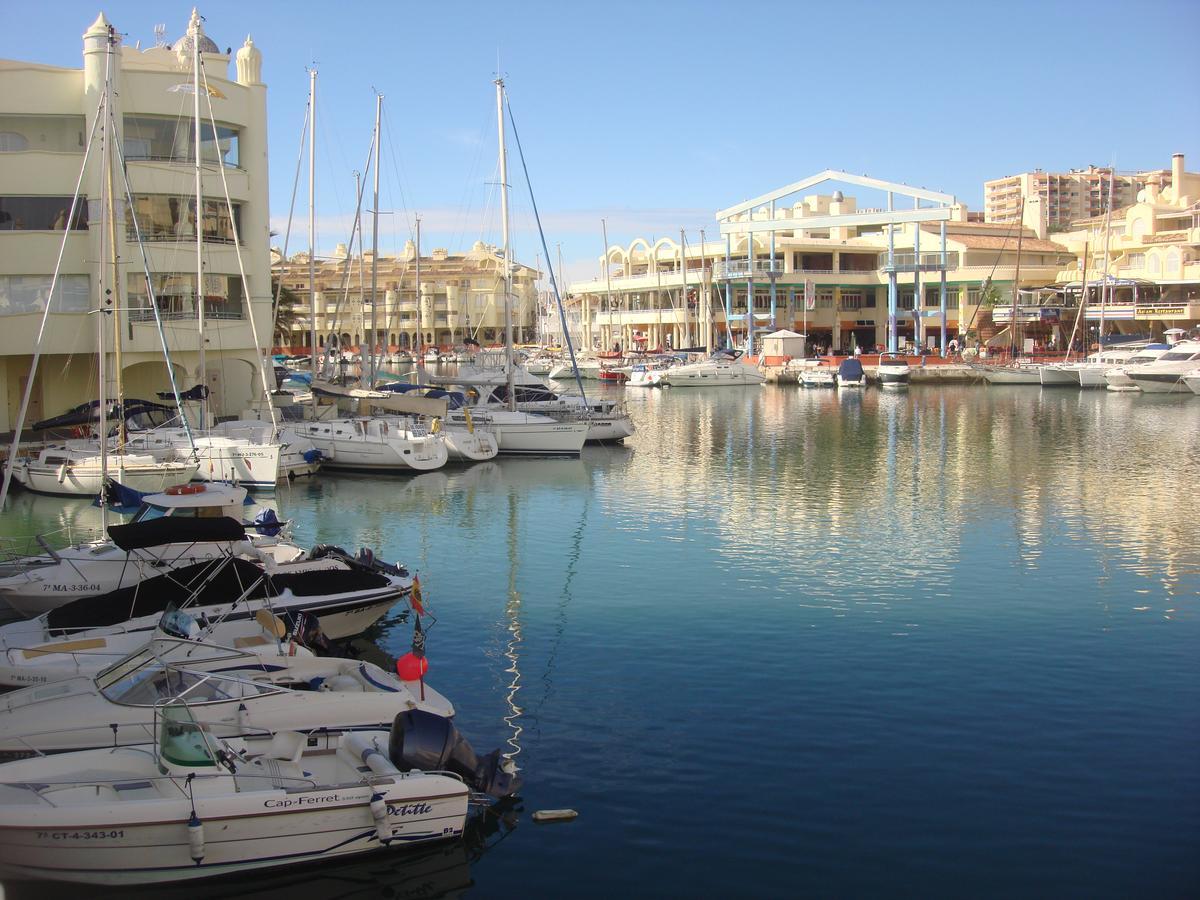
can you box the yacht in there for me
[1127,340,1200,393]
[124,428,283,491]
[289,417,449,473]
[548,351,604,381]
[1183,368,1200,396]
[1104,344,1172,391]
[11,445,197,497]
[210,419,322,480]
[981,361,1044,385]
[660,349,766,386]
[0,484,304,617]
[1039,349,1137,387]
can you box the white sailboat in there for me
[661,349,767,386]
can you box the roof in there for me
[948,233,1070,253]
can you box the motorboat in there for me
[837,358,867,388]
[548,352,604,381]
[797,359,837,388]
[876,353,910,388]
[11,445,197,498]
[1183,368,1200,396]
[289,417,449,473]
[1104,344,1172,391]
[0,485,305,617]
[626,359,675,387]
[0,548,413,682]
[1039,349,1137,387]
[422,347,442,363]
[0,633,454,757]
[660,349,766,387]
[0,705,517,884]
[1127,340,1200,393]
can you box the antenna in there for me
[153,23,166,48]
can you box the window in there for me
[0,115,85,153]
[127,273,245,322]
[1125,252,1145,269]
[0,274,90,315]
[0,196,88,230]
[126,195,242,244]
[816,290,834,309]
[123,116,240,167]
[899,291,915,311]
[840,293,862,311]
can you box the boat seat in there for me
[338,732,400,779]
[265,730,307,763]
[233,635,272,649]
[22,637,107,659]
[255,608,287,638]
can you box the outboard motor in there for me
[388,709,521,800]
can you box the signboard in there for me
[804,279,815,311]
[992,307,1061,324]
[1136,306,1188,319]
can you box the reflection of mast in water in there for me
[502,489,523,764]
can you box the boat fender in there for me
[369,791,391,844]
[187,812,205,865]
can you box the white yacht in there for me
[1104,344,1172,391]
[289,417,449,473]
[0,706,516,884]
[876,353,911,388]
[548,352,604,381]
[211,419,322,480]
[0,484,304,617]
[11,445,197,498]
[1182,368,1200,395]
[1039,349,1137,387]
[660,349,766,386]
[125,428,283,491]
[981,362,1044,385]
[1127,340,1200,393]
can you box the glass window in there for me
[0,274,90,315]
[128,273,245,322]
[0,197,88,231]
[126,195,242,244]
[0,115,85,153]
[158,701,218,767]
[124,116,240,167]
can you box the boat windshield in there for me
[1161,350,1199,361]
[158,700,218,768]
[99,653,276,706]
[131,503,171,522]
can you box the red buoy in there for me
[395,652,429,681]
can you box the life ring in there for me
[165,483,206,496]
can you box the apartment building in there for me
[984,166,1149,229]
[0,11,272,433]
[272,240,539,353]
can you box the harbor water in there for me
[3,384,1198,897]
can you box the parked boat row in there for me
[980,339,1200,394]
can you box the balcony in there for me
[713,259,783,279]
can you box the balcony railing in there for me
[713,259,783,279]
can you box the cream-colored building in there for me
[1050,152,1200,335]
[0,11,272,433]
[272,241,539,352]
[985,166,1150,229]
[571,174,1073,355]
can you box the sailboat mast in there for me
[495,78,515,411]
[105,105,125,453]
[370,93,382,387]
[307,68,318,379]
[1098,169,1114,344]
[1010,199,1025,357]
[191,13,207,428]
[601,217,612,352]
[96,33,115,536]
[414,216,422,358]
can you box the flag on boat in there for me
[409,574,425,616]
[412,614,426,658]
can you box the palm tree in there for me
[271,278,303,349]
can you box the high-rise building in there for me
[984,166,1154,229]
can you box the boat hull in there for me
[1038,366,1078,386]
[13,461,197,498]
[1128,373,1190,394]
[983,367,1042,385]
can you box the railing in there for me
[879,251,960,272]
[713,259,783,279]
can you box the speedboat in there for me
[1127,340,1200,393]
[798,360,837,388]
[0,631,453,758]
[660,349,766,387]
[626,360,674,387]
[0,485,305,617]
[0,705,517,884]
[1104,344,1171,391]
[876,353,910,388]
[837,358,867,388]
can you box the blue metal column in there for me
[939,220,948,356]
[768,201,777,331]
[913,213,922,351]
[724,234,732,350]
[745,274,752,357]
[886,193,897,352]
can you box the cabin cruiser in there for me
[660,349,766,386]
[289,417,448,473]
[11,445,197,498]
[0,628,454,757]
[0,485,304,617]
[1104,344,1172,391]
[210,419,323,480]
[876,353,911,388]
[0,548,413,683]
[796,359,837,388]
[124,428,283,491]
[837,358,867,388]
[626,359,676,387]
[0,705,517,884]
[1039,348,1137,387]
[1127,340,1200,393]
[1183,368,1200,396]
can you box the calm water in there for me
[3,384,1198,897]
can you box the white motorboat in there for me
[423,347,442,363]
[1127,340,1200,394]
[0,704,517,884]
[289,417,449,473]
[0,484,305,617]
[1104,344,1172,391]
[11,445,197,498]
[1069,349,1138,388]
[797,360,838,388]
[660,350,766,387]
[1182,368,1200,396]
[0,606,316,688]
[876,353,911,388]
[548,353,603,381]
[0,550,413,683]
[0,635,453,758]
[837,358,867,388]
[626,360,675,387]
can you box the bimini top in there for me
[107,516,247,552]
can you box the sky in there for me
[3,0,1198,285]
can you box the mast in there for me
[556,242,565,347]
[1098,169,1114,345]
[191,11,207,429]
[495,78,514,410]
[1010,198,1025,357]
[104,62,125,456]
[369,93,382,386]
[96,29,116,536]
[680,228,688,347]
[601,217,612,351]
[414,215,422,358]
[307,68,318,379]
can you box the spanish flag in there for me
[410,575,425,616]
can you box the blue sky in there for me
[3,0,1198,282]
